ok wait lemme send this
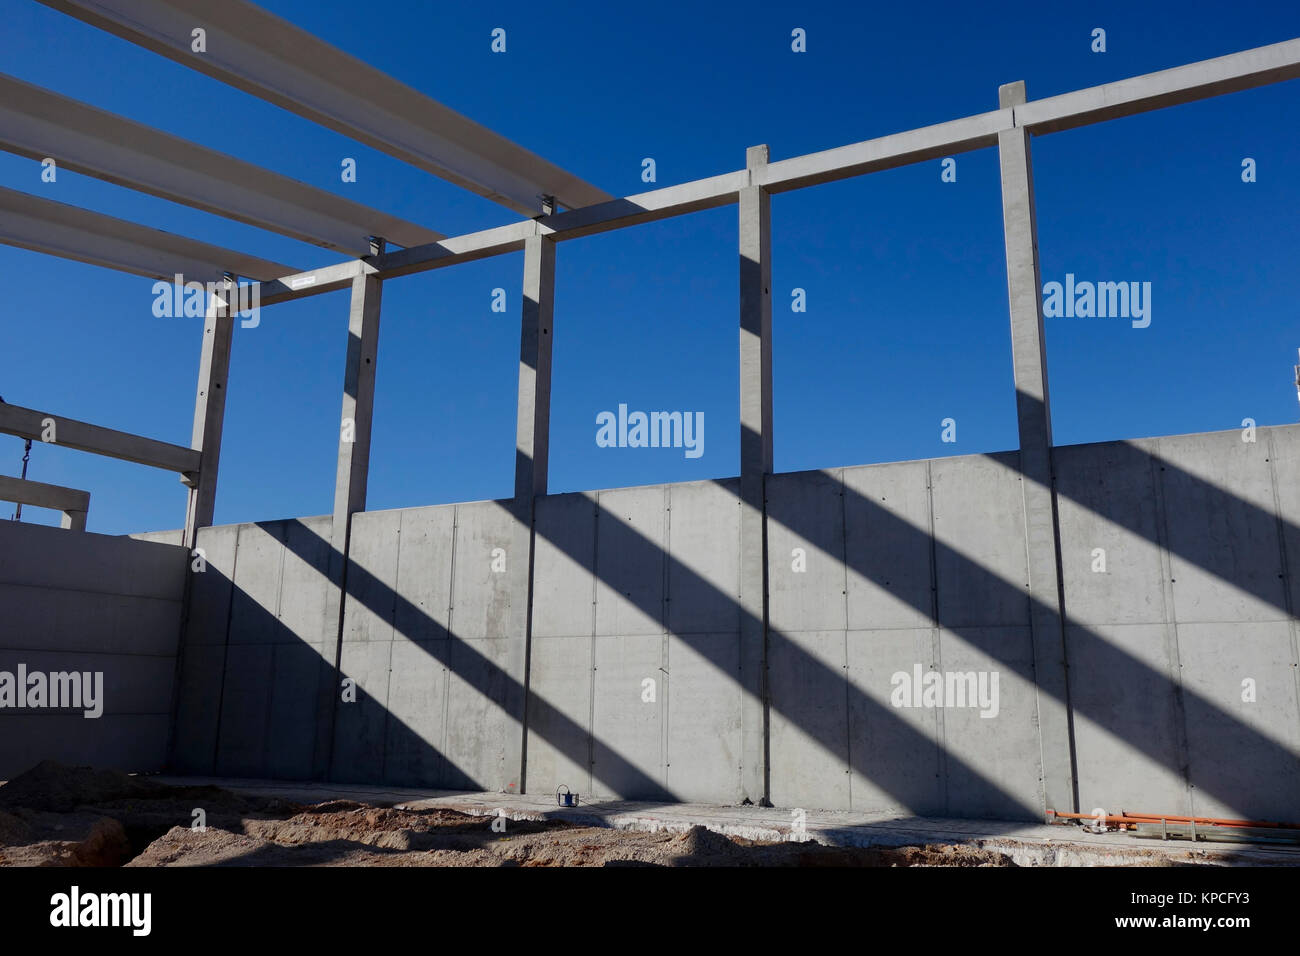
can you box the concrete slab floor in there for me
[150,776,1300,866]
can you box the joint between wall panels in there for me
[1264,430,1300,774]
[1150,439,1194,814]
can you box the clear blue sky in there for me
[2,0,1298,534]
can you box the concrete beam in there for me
[0,186,297,282]
[183,280,235,549]
[1016,37,1300,135]
[0,401,200,474]
[738,145,773,805]
[39,0,612,215]
[258,260,368,307]
[0,72,442,255]
[996,81,1077,817]
[759,110,1009,193]
[0,474,90,530]
[250,37,1300,308]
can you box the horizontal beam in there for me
[0,187,298,282]
[759,110,1008,193]
[258,259,367,307]
[254,36,1300,304]
[1017,36,1300,134]
[372,172,751,282]
[0,474,89,516]
[0,72,442,255]
[0,402,201,475]
[40,0,613,215]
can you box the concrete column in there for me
[183,278,235,550]
[738,144,773,805]
[997,81,1078,816]
[508,234,556,793]
[320,269,383,778]
[514,234,555,502]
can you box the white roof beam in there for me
[39,0,614,215]
[0,187,298,281]
[0,72,441,255]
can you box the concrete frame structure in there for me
[0,474,88,530]
[2,17,1299,817]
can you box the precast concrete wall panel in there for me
[666,479,741,634]
[383,634,450,786]
[1156,431,1287,625]
[767,470,846,633]
[526,634,593,797]
[665,631,743,802]
[442,633,514,790]
[227,522,288,645]
[392,505,456,643]
[931,452,1030,629]
[448,500,519,640]
[936,625,1041,819]
[343,510,400,644]
[527,492,597,797]
[843,461,934,631]
[765,471,849,809]
[590,633,667,800]
[441,500,521,791]
[214,643,274,777]
[1270,426,1300,620]
[1178,620,1300,820]
[768,628,849,809]
[1054,440,1188,818]
[594,486,667,637]
[846,626,943,814]
[532,493,596,638]
[1063,622,1190,818]
[332,638,393,784]
[0,520,186,778]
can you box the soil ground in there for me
[0,761,1025,867]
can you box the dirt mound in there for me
[0,811,131,866]
[0,761,160,812]
[664,825,750,865]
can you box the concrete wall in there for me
[0,520,186,778]
[527,480,744,804]
[331,499,523,792]
[158,424,1300,823]
[168,516,334,779]
[765,454,1041,819]
[1056,427,1300,822]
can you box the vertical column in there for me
[738,144,773,805]
[997,81,1078,816]
[183,276,235,550]
[319,267,383,778]
[514,234,555,502]
[508,232,555,792]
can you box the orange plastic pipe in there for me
[1047,809,1300,830]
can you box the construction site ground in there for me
[1,762,1297,867]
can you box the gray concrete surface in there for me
[0,520,187,777]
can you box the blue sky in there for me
[1,0,1298,534]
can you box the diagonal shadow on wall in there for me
[181,420,1299,824]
